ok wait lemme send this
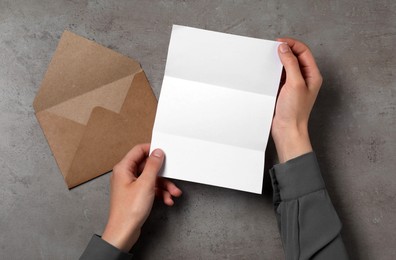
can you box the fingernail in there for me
[152,149,164,158]
[279,43,290,53]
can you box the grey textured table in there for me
[1,1,395,259]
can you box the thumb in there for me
[139,149,165,185]
[278,43,304,85]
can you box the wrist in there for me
[271,122,312,163]
[102,220,140,252]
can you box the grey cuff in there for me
[269,152,325,201]
[80,234,133,260]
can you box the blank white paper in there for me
[150,25,282,193]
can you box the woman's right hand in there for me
[271,38,323,163]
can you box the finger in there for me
[277,38,322,90]
[137,158,147,174]
[277,38,316,69]
[112,144,150,183]
[118,144,150,174]
[277,42,305,86]
[139,149,165,186]
[155,188,174,206]
[157,178,182,197]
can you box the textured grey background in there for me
[1,1,395,259]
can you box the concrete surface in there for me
[0,0,395,259]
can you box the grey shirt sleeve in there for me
[269,152,349,260]
[80,234,133,260]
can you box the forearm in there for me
[269,152,348,260]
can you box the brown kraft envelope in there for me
[33,31,157,188]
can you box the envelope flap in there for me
[33,30,141,112]
[65,71,157,188]
[45,73,135,125]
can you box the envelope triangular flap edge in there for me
[36,70,157,188]
[44,73,138,125]
[35,72,139,178]
[65,71,157,188]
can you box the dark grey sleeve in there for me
[269,152,349,260]
[80,234,133,260]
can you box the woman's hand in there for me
[101,144,182,252]
[272,38,323,163]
